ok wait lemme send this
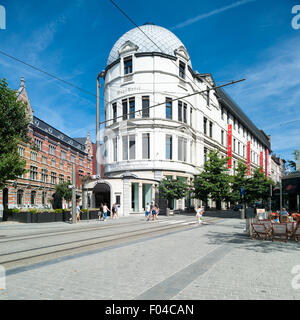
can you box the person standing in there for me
[145,202,151,221]
[196,206,204,225]
[114,203,119,219]
[154,204,160,221]
[98,203,104,221]
[76,202,82,222]
[103,203,110,221]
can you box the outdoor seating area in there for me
[251,213,300,242]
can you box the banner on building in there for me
[260,151,264,173]
[227,124,232,169]
[247,141,251,176]
[265,148,269,177]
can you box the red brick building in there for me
[0,78,94,212]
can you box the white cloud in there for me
[171,0,255,30]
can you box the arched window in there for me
[17,190,23,206]
[31,191,36,205]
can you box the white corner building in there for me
[84,23,273,215]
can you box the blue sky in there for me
[0,0,299,162]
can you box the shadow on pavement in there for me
[175,210,241,219]
[205,230,300,254]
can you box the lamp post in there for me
[96,71,105,178]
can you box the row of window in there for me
[221,105,263,150]
[123,55,187,80]
[16,189,48,206]
[109,134,193,163]
[29,166,70,184]
[19,147,88,168]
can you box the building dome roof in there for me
[106,24,191,67]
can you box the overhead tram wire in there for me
[109,0,221,107]
[0,49,125,111]
[100,79,245,126]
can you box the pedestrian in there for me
[76,202,82,222]
[112,203,119,219]
[114,203,119,219]
[103,203,110,221]
[154,204,160,221]
[196,206,204,225]
[145,202,151,221]
[98,203,104,221]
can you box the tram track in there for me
[0,217,220,270]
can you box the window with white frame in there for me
[34,138,42,151]
[124,56,133,75]
[30,151,37,161]
[142,133,150,159]
[49,144,56,155]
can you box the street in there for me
[0,213,299,300]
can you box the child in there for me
[196,206,204,225]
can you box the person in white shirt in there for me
[145,202,151,221]
[196,206,204,225]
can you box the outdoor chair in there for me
[251,223,271,240]
[281,215,289,223]
[260,220,272,233]
[272,224,288,242]
[286,222,296,239]
[293,223,300,242]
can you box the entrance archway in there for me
[93,183,111,214]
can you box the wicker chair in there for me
[260,220,272,233]
[272,224,288,242]
[286,222,296,239]
[252,223,271,240]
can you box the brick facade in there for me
[0,78,94,211]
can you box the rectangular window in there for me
[204,147,208,163]
[142,133,150,159]
[221,107,224,120]
[112,102,117,123]
[206,86,210,106]
[227,112,230,125]
[183,103,187,123]
[71,154,75,163]
[179,61,185,79]
[122,136,128,160]
[142,96,150,118]
[113,138,117,162]
[209,122,213,138]
[61,150,66,160]
[238,142,240,155]
[243,145,245,158]
[221,130,224,145]
[18,146,25,157]
[51,172,56,184]
[30,166,38,181]
[30,151,37,161]
[122,99,128,120]
[166,135,172,160]
[59,174,64,184]
[42,156,47,165]
[190,108,192,126]
[49,144,56,155]
[166,98,172,120]
[60,162,64,170]
[124,56,133,74]
[129,135,135,160]
[233,138,236,153]
[41,169,47,183]
[178,101,182,122]
[129,98,135,119]
[178,137,187,162]
[79,158,83,166]
[203,117,207,135]
[34,138,42,151]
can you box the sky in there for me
[0,0,299,163]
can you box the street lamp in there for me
[96,70,105,179]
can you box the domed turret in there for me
[106,24,192,67]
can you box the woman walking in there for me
[103,203,110,221]
[145,202,151,221]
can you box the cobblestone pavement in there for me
[0,214,299,300]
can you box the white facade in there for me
[93,24,272,214]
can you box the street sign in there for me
[240,187,245,197]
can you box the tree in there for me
[0,78,30,188]
[54,182,72,208]
[246,168,274,204]
[193,150,231,209]
[230,161,249,204]
[159,177,189,208]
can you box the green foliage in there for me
[55,209,63,214]
[81,209,88,213]
[12,208,20,213]
[29,209,37,214]
[0,78,31,188]
[159,177,189,202]
[193,150,231,208]
[55,181,72,202]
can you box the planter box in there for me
[36,212,56,223]
[55,212,63,222]
[80,212,88,220]
[89,210,99,220]
[63,211,71,222]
